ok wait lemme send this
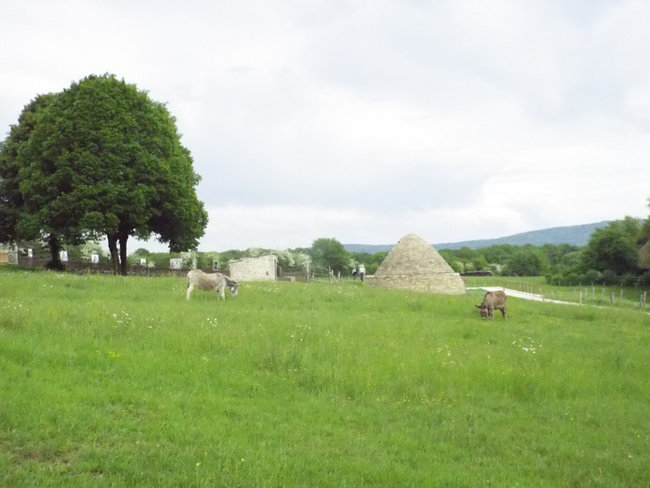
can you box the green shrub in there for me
[582,269,601,283]
[601,269,619,285]
[621,273,638,287]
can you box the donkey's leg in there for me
[216,283,226,300]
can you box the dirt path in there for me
[467,286,579,306]
[468,287,650,316]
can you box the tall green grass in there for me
[0,268,648,487]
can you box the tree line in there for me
[127,238,386,278]
[8,213,649,287]
[440,214,650,287]
[293,216,650,287]
[132,213,650,288]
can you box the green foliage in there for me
[0,94,64,267]
[438,215,648,287]
[310,237,350,273]
[275,249,311,273]
[126,248,312,275]
[544,217,646,285]
[504,245,550,276]
[542,243,580,266]
[482,243,517,264]
[581,217,640,276]
[0,269,648,487]
[193,251,220,270]
[213,249,246,269]
[472,253,488,271]
[442,243,562,277]
[3,74,207,274]
[0,94,57,243]
[349,250,387,275]
[127,248,153,267]
[135,251,174,269]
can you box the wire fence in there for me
[5,256,315,282]
[464,277,648,311]
[5,257,204,277]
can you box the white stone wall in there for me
[229,255,277,282]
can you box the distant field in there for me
[0,269,648,487]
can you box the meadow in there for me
[0,268,648,487]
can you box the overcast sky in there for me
[2,0,649,252]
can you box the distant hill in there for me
[344,221,612,254]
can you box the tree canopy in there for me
[310,238,350,274]
[505,245,550,276]
[2,74,207,274]
[0,94,56,245]
[581,217,640,277]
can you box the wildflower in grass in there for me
[512,336,541,354]
[2,301,29,313]
[112,310,132,325]
[206,317,218,327]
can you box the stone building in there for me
[369,233,465,295]
[229,255,278,282]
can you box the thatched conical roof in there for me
[369,233,465,294]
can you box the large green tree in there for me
[14,74,207,274]
[310,238,350,274]
[581,217,640,277]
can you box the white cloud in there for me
[2,0,649,252]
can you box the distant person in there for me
[358,264,366,282]
[352,265,357,280]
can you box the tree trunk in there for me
[107,234,119,275]
[119,232,129,276]
[45,234,65,270]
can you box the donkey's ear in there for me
[475,305,481,309]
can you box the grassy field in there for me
[0,268,648,487]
